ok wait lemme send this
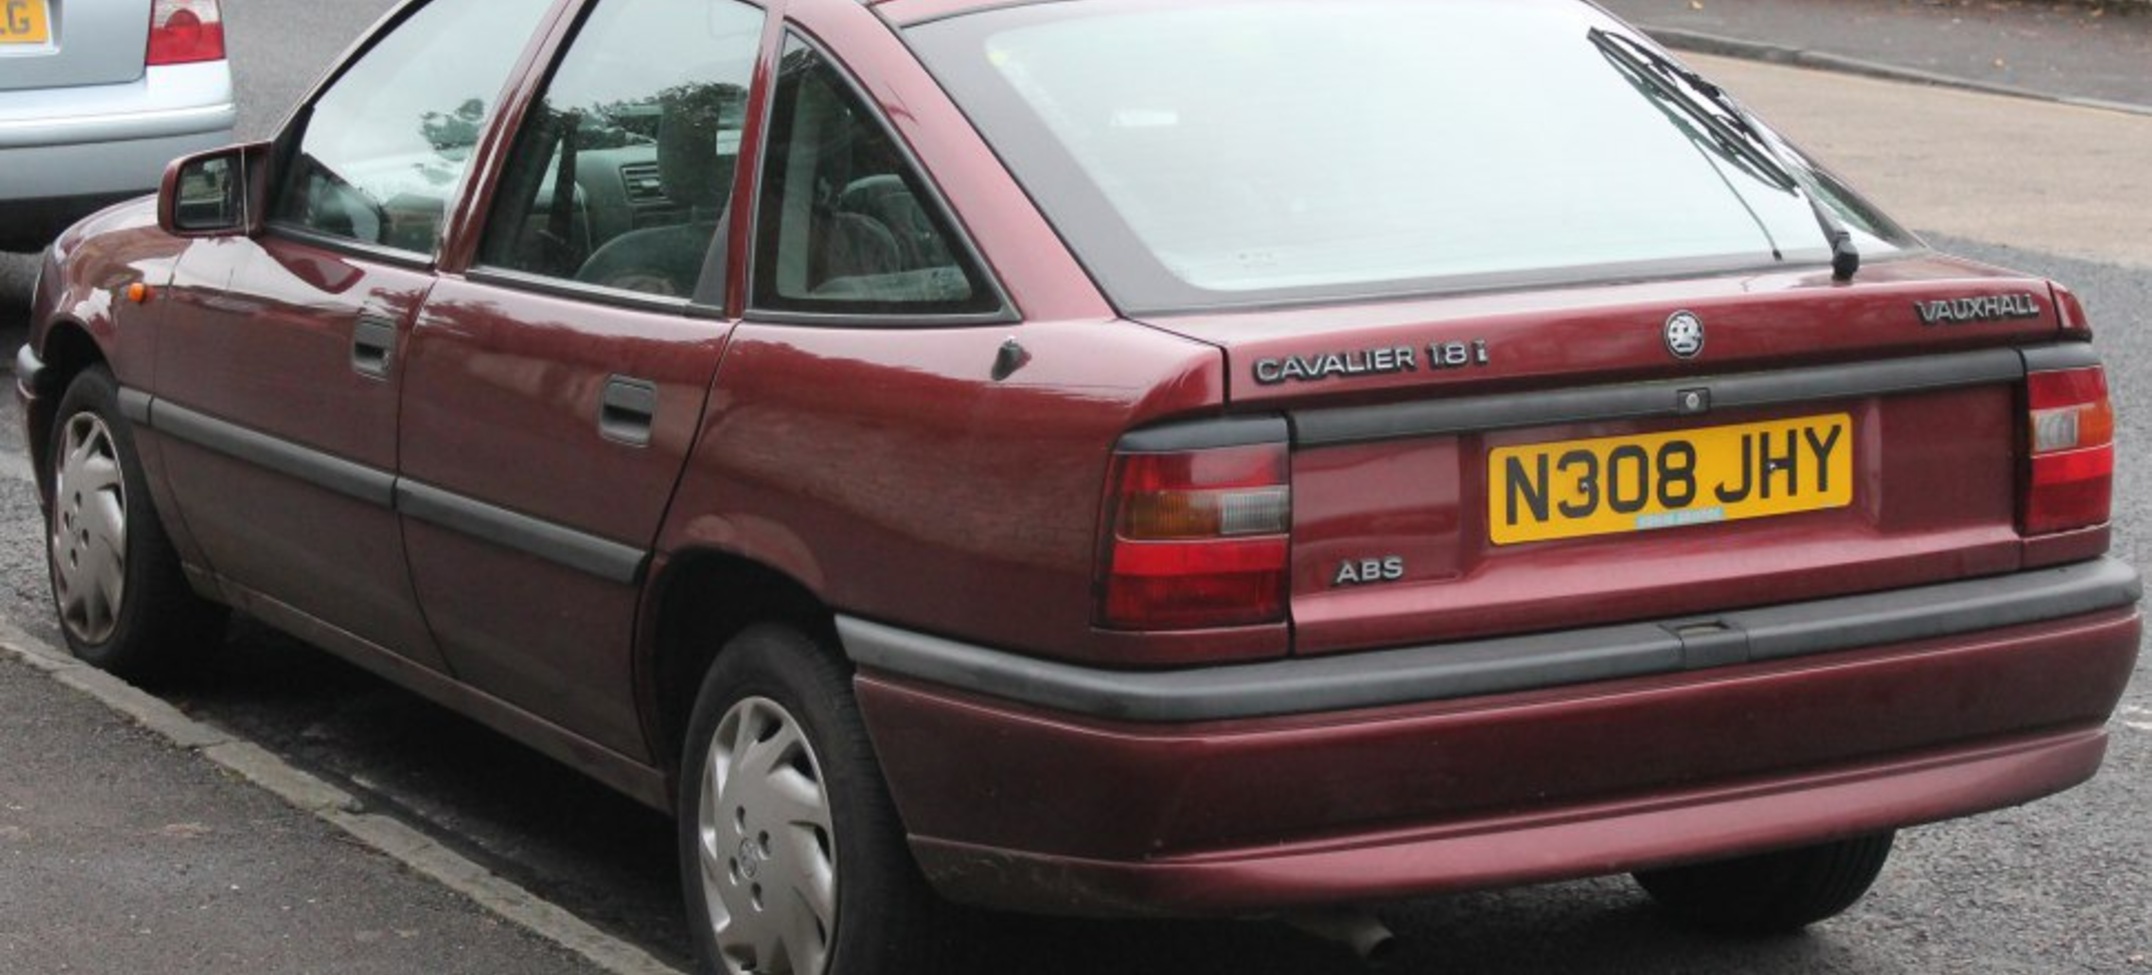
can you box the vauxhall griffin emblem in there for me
[1664,310,1705,360]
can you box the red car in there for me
[18,0,2140,972]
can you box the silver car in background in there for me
[1,0,234,251]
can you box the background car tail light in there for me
[2023,365,2113,536]
[1098,439,1291,630]
[147,0,225,66]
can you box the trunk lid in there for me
[1139,255,2071,655]
[0,0,151,92]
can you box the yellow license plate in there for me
[1,0,50,44]
[1489,414,1853,545]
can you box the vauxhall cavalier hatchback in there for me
[18,0,2140,972]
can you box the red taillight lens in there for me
[147,0,225,66]
[2023,365,2113,536]
[1099,441,1291,630]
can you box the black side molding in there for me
[135,390,647,585]
[155,400,395,506]
[838,558,2140,723]
[396,481,647,585]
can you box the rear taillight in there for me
[2023,365,2113,536]
[147,0,225,66]
[1098,429,1291,631]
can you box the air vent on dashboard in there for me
[621,162,667,205]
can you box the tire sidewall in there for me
[677,624,931,975]
[47,365,168,670]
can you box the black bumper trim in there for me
[837,558,2140,723]
[1291,346,2063,447]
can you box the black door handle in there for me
[600,375,657,447]
[352,315,396,379]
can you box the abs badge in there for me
[1664,311,1706,360]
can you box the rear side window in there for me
[748,37,1002,319]
[477,0,766,301]
[269,0,553,255]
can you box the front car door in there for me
[150,0,559,672]
[395,0,766,759]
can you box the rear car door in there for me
[150,0,555,671]
[394,0,765,758]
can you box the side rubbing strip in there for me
[1293,347,2029,447]
[118,388,152,425]
[133,389,648,585]
[839,557,2139,723]
[152,400,395,506]
[395,481,647,585]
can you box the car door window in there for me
[750,37,1003,318]
[477,0,765,301]
[268,0,554,255]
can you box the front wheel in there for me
[1633,831,1895,934]
[46,365,224,680]
[677,624,946,975]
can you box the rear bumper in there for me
[0,62,234,249]
[843,558,2140,916]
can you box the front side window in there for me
[908,0,1917,314]
[269,0,553,255]
[478,0,765,301]
[749,38,1001,318]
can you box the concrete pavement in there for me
[0,622,646,974]
[1686,54,2152,271]
[1602,0,2152,112]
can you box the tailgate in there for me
[0,0,150,92]
[1286,351,2024,654]
[1138,258,2081,656]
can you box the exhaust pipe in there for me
[1285,909,1397,964]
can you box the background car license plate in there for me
[1490,414,1853,545]
[1,0,50,44]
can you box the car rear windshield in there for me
[906,0,1914,314]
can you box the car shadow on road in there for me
[146,620,1889,975]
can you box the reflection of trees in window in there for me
[568,81,748,150]
[420,98,487,151]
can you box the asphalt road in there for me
[1,1,2149,974]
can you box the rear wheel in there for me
[1633,832,1895,934]
[47,365,224,681]
[678,624,945,975]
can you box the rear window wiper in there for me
[1587,27,1860,281]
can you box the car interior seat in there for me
[573,96,733,298]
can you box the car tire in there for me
[1633,831,1895,934]
[678,623,947,975]
[46,365,226,681]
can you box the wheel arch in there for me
[641,548,845,791]
[25,319,111,497]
